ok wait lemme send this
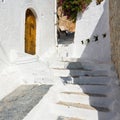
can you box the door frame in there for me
[24,7,39,55]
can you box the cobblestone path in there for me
[0,85,51,120]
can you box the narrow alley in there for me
[0,0,120,120]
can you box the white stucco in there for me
[73,0,111,62]
[0,0,56,66]
[0,0,57,98]
[0,1,120,119]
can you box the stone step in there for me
[57,44,73,58]
[52,69,108,77]
[56,57,81,62]
[57,116,82,120]
[57,101,109,112]
[53,103,113,120]
[61,91,107,97]
[50,61,88,70]
[62,84,110,95]
[50,61,111,71]
[60,76,111,85]
[59,92,111,108]
[0,85,51,120]
[14,61,53,84]
[56,57,109,65]
[12,53,39,64]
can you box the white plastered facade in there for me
[0,0,56,63]
[73,0,111,63]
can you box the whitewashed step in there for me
[61,91,107,97]
[57,44,73,59]
[62,84,110,95]
[58,57,106,63]
[14,61,53,84]
[52,103,114,120]
[11,53,39,64]
[60,76,111,85]
[73,76,111,85]
[57,116,82,120]
[50,62,83,70]
[51,61,111,71]
[57,101,109,112]
[58,92,111,108]
[57,58,112,70]
[52,69,108,77]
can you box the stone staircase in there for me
[49,58,117,120]
[6,56,118,120]
[0,52,119,120]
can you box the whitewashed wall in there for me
[0,0,56,63]
[73,0,111,62]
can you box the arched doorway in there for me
[25,9,36,55]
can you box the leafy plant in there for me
[57,0,92,22]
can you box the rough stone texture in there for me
[0,85,51,120]
[57,6,76,32]
[109,0,120,78]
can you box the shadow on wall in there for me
[57,1,114,120]
[59,60,114,120]
[73,0,111,63]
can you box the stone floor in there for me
[0,85,51,120]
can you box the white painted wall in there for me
[0,0,56,65]
[0,0,57,98]
[73,0,111,62]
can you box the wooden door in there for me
[25,9,36,55]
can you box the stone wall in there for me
[109,0,120,77]
[57,6,76,32]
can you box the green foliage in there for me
[58,0,92,22]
